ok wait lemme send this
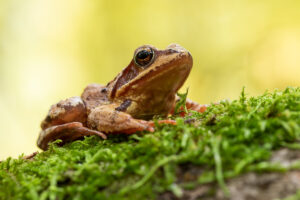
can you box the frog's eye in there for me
[134,47,154,67]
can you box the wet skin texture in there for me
[37,44,206,150]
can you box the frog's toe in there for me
[117,119,177,134]
[37,122,106,150]
[121,120,155,134]
[185,99,208,113]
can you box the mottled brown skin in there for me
[37,44,207,150]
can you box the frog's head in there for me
[108,44,193,119]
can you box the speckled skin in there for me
[37,44,206,150]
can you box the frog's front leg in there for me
[87,104,156,134]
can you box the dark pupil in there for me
[135,49,153,67]
[137,50,149,59]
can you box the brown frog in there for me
[37,44,206,150]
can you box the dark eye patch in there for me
[115,99,132,112]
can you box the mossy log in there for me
[1,87,300,200]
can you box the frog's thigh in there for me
[37,122,106,150]
[41,96,87,130]
[87,105,154,134]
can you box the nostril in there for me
[167,49,178,54]
[167,43,178,48]
[166,43,188,53]
[101,88,107,93]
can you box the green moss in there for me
[1,87,300,200]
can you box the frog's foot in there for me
[37,122,106,150]
[173,96,208,116]
[186,99,208,113]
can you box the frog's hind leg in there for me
[171,96,208,116]
[37,122,106,150]
[39,96,107,150]
[41,96,88,130]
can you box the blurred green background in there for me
[1,0,300,159]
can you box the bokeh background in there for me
[1,0,300,159]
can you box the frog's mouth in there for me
[117,44,193,98]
